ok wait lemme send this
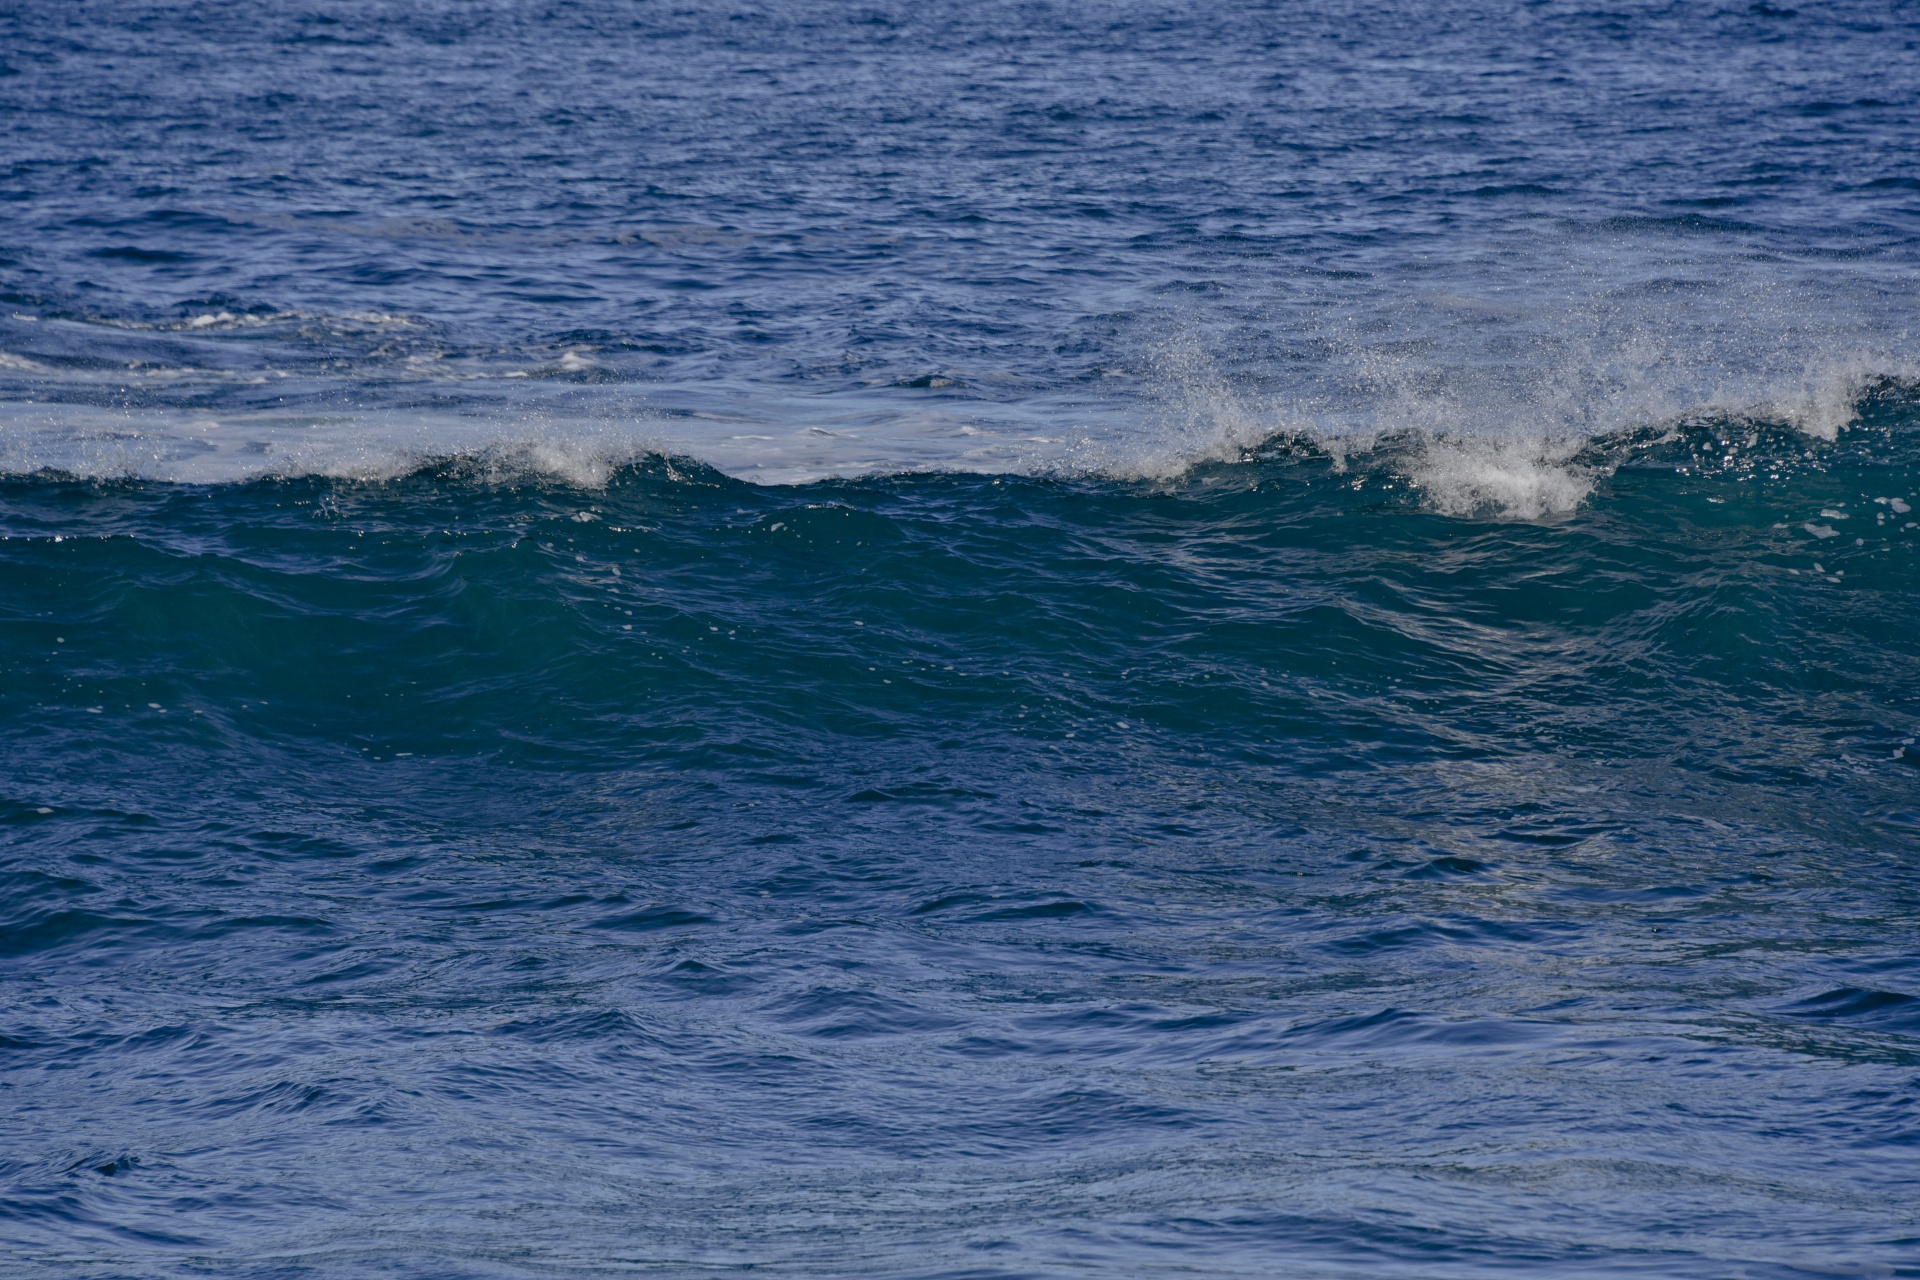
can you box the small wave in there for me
[68,308,421,333]
[1778,987,1920,1035]
[5,256,1914,515]
[1133,314,1916,518]
[173,309,418,331]
[0,347,1913,510]
[0,375,1911,505]
[0,406,665,488]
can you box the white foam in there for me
[0,350,1900,508]
[2,263,1913,514]
[1405,435,1595,520]
[167,309,420,332]
[0,388,1104,488]
[36,309,421,334]
[1116,279,1916,518]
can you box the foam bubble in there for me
[1405,435,1594,520]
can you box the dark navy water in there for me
[4,3,1920,1276]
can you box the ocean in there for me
[2,2,1918,1276]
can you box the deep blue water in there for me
[3,3,1919,1276]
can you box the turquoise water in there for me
[3,2,1919,1276]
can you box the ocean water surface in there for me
[3,2,1919,1276]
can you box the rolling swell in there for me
[3,404,1918,1276]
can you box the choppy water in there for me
[3,3,1919,1277]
